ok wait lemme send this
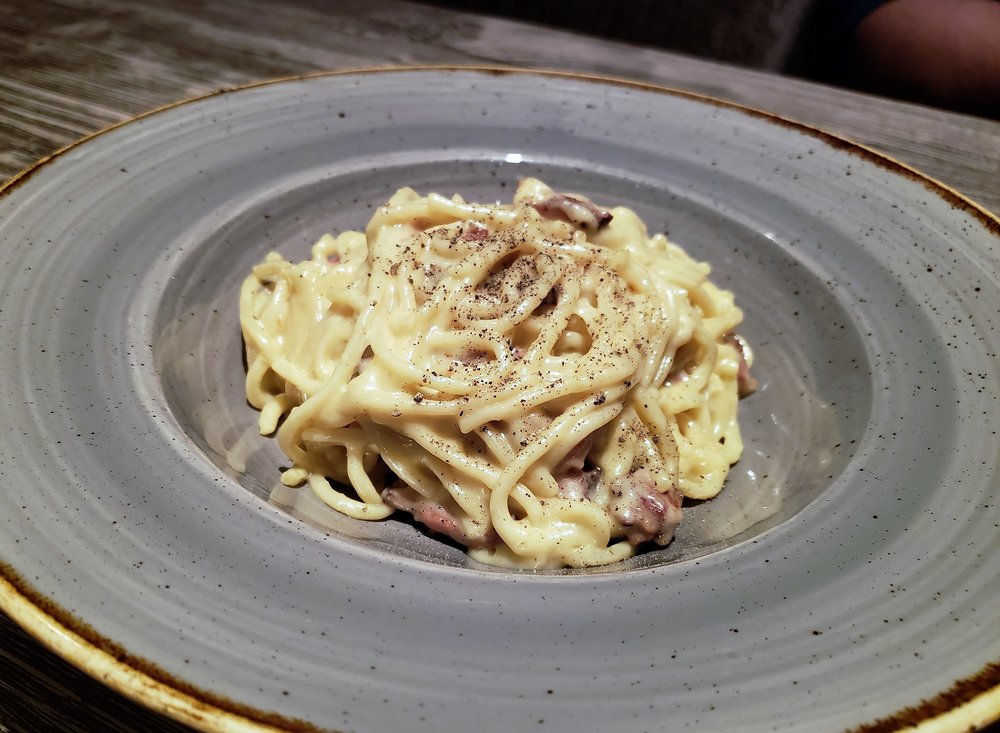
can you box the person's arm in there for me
[853,0,1000,115]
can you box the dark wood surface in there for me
[1,1,998,731]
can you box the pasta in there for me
[240,179,754,569]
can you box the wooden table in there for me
[1,1,998,731]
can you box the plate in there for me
[1,68,997,732]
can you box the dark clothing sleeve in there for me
[791,0,887,79]
[814,0,888,36]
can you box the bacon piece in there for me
[724,333,757,397]
[383,486,499,549]
[553,434,602,501]
[460,222,490,241]
[531,193,612,229]
[610,469,683,546]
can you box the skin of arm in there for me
[853,0,1000,115]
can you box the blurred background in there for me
[422,0,1000,119]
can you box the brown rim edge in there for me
[1,64,998,733]
[0,572,326,733]
[847,665,1000,733]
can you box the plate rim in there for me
[1,64,997,733]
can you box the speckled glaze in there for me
[0,69,997,733]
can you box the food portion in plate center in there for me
[239,179,754,569]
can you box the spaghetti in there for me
[240,179,754,568]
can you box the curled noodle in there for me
[240,179,752,569]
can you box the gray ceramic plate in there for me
[1,68,998,733]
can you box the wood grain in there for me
[2,0,999,212]
[1,1,998,732]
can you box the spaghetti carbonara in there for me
[240,179,754,569]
